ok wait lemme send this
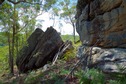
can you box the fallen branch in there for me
[64,39,100,81]
[52,40,72,65]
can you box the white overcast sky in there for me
[36,12,78,35]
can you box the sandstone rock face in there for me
[76,0,126,48]
[77,46,126,73]
[16,27,63,73]
[76,0,126,74]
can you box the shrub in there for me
[76,69,105,84]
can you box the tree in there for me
[49,7,60,27]
[0,0,57,75]
[59,0,77,43]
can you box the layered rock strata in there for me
[76,0,126,73]
[76,0,126,48]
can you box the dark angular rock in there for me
[16,27,63,73]
[16,28,44,72]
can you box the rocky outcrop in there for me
[76,0,126,48]
[76,0,126,74]
[77,46,126,73]
[16,27,63,73]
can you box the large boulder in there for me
[76,0,126,48]
[76,0,126,74]
[16,27,63,73]
[77,46,126,74]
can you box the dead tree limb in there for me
[64,39,100,81]
[52,40,73,65]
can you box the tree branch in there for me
[7,0,43,5]
[15,12,43,34]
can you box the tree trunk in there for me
[25,28,28,40]
[72,23,76,43]
[10,5,17,75]
[11,25,15,75]
[15,25,19,56]
[7,30,13,74]
[15,35,19,56]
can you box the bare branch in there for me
[7,0,43,5]
[7,0,26,4]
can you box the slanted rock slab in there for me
[16,27,63,73]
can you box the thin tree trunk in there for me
[25,28,28,40]
[10,5,17,75]
[7,30,12,74]
[72,23,76,43]
[15,35,19,56]
[15,25,19,56]
[11,25,15,75]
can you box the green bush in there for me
[76,69,105,84]
[24,71,43,84]
[63,49,76,61]
[108,80,120,84]
[61,35,79,42]
[61,35,81,61]
[0,46,9,74]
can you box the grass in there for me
[75,69,105,84]
[61,35,80,42]
[1,35,126,84]
[24,58,79,84]
[0,46,8,59]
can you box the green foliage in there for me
[59,0,76,22]
[0,46,9,74]
[60,68,69,75]
[0,32,8,46]
[43,0,57,11]
[63,49,75,61]
[76,69,105,84]
[24,71,43,84]
[0,81,4,84]
[108,75,126,84]
[109,74,126,84]
[61,35,79,42]
[61,35,81,61]
[108,80,120,84]
[54,79,64,84]
[24,64,67,84]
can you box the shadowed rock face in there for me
[16,27,63,73]
[76,0,126,48]
[76,0,126,74]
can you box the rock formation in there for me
[76,0,126,73]
[76,0,126,48]
[77,46,126,74]
[16,27,63,73]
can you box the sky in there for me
[36,12,78,35]
[0,0,78,35]
[0,10,78,35]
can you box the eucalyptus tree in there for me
[0,2,14,74]
[0,0,57,75]
[59,0,77,43]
